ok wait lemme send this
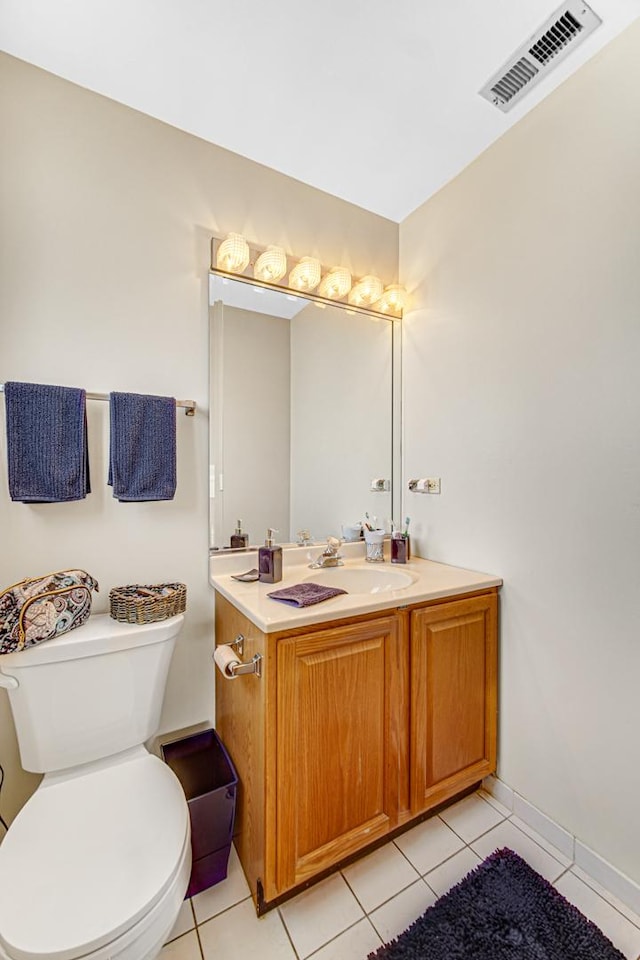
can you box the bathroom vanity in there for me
[210,546,501,913]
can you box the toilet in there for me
[0,613,191,960]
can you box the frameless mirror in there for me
[209,274,400,550]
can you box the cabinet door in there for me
[276,616,401,891]
[411,594,497,812]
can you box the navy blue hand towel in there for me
[4,381,90,503]
[108,391,176,501]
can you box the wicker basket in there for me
[109,582,186,624]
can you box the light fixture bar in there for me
[210,236,405,320]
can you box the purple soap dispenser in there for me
[258,528,283,583]
[230,519,249,549]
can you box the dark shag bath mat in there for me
[368,848,625,960]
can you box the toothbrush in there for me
[364,512,374,532]
[403,516,411,538]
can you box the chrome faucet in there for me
[308,536,344,569]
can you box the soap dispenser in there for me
[230,520,249,549]
[258,528,283,583]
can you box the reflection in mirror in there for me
[209,275,399,550]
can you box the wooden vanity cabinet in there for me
[214,588,498,912]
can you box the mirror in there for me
[209,274,400,550]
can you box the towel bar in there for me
[0,384,196,416]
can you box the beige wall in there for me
[290,304,393,540]
[0,52,398,824]
[217,305,291,547]
[400,21,640,883]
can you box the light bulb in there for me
[289,257,321,292]
[318,266,352,300]
[254,246,287,282]
[348,275,384,307]
[216,233,250,273]
[376,284,408,315]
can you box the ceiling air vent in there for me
[479,1,602,112]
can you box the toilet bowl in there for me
[0,614,190,960]
[0,749,190,960]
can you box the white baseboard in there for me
[482,775,640,917]
[512,792,574,861]
[574,840,640,918]
[482,774,514,812]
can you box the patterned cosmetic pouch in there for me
[0,570,99,655]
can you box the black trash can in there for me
[161,728,238,897]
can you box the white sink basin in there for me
[303,565,414,595]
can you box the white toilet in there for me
[0,613,191,960]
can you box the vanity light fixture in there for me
[289,256,322,292]
[348,275,384,307]
[318,266,352,300]
[254,245,287,283]
[210,234,407,319]
[216,233,250,273]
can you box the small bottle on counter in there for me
[258,528,283,583]
[230,520,249,549]
[391,532,410,564]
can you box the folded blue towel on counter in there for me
[4,381,90,502]
[267,582,347,607]
[108,391,176,501]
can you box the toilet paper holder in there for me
[214,634,263,679]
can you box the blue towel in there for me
[108,391,176,501]
[4,381,90,503]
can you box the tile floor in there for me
[161,789,640,960]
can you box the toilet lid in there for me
[0,753,189,960]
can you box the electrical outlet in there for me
[426,478,441,494]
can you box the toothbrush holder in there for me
[391,533,410,564]
[364,529,386,563]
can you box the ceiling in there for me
[1,0,638,222]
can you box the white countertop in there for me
[209,542,502,633]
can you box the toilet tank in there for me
[0,613,184,773]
